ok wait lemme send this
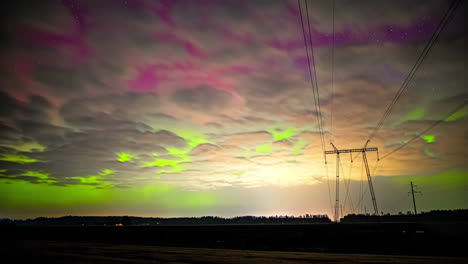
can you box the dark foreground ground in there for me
[6,240,468,264]
[2,222,468,263]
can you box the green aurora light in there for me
[99,169,115,176]
[148,125,209,148]
[74,175,102,184]
[424,146,436,158]
[117,152,135,162]
[256,143,273,154]
[139,128,208,174]
[0,180,218,210]
[171,129,208,148]
[0,141,46,153]
[445,107,468,122]
[421,134,435,143]
[0,154,39,164]
[392,107,425,127]
[267,127,296,141]
[21,170,51,180]
[393,170,468,186]
[293,139,307,156]
[167,147,191,162]
[71,169,115,186]
[143,159,183,173]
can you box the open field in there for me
[7,240,468,264]
[2,223,467,263]
[3,222,467,256]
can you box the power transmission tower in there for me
[325,142,379,221]
[409,182,421,215]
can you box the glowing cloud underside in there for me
[267,127,296,141]
[117,152,135,162]
[0,142,46,153]
[256,144,273,154]
[392,107,425,127]
[293,140,307,156]
[71,169,115,186]
[445,108,468,122]
[0,154,39,164]
[421,135,435,143]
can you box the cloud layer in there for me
[0,0,466,218]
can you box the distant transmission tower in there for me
[325,142,379,222]
[409,181,422,215]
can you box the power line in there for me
[305,0,326,153]
[380,100,467,160]
[330,0,335,143]
[365,0,461,144]
[298,0,332,217]
[367,0,460,143]
[297,0,326,154]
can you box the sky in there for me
[0,0,466,219]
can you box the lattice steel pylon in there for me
[325,142,379,221]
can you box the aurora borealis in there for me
[0,0,466,219]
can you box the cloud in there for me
[60,93,162,126]
[172,85,234,112]
[0,92,51,124]
[0,0,466,217]
[222,131,272,145]
[34,65,87,94]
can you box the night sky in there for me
[0,0,466,219]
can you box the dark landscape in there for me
[6,240,468,264]
[2,210,468,263]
